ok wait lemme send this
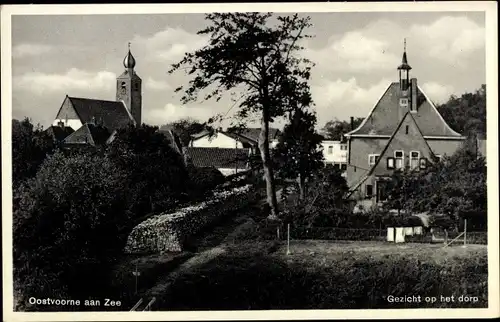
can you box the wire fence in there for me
[270,225,487,245]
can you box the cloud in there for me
[312,77,391,125]
[13,43,53,58]
[13,68,116,95]
[143,102,218,126]
[145,77,171,91]
[421,82,455,104]
[132,27,209,64]
[410,16,485,66]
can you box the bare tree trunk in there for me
[259,113,279,220]
[297,174,305,201]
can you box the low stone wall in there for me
[124,184,254,254]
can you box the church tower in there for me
[116,43,142,126]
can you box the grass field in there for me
[151,240,487,310]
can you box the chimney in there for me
[411,78,417,112]
[350,116,354,130]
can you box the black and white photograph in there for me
[1,2,498,320]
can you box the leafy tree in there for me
[162,117,207,147]
[274,108,324,200]
[383,141,486,231]
[169,12,315,220]
[106,125,189,217]
[283,165,349,227]
[12,118,55,186]
[321,117,364,141]
[437,84,486,138]
[13,150,128,307]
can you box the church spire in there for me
[397,38,411,91]
[397,38,412,71]
[123,42,136,70]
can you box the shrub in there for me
[187,166,225,195]
[124,184,255,254]
[13,150,128,309]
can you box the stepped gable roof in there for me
[344,83,464,138]
[45,125,74,142]
[63,123,111,146]
[184,147,250,169]
[66,96,135,131]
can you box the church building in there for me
[344,42,467,208]
[51,45,142,146]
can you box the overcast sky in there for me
[11,11,485,129]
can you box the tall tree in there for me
[274,108,324,200]
[437,84,486,139]
[169,13,314,219]
[321,117,364,141]
[12,118,55,186]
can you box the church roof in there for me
[345,83,464,138]
[45,125,74,142]
[63,123,111,146]
[65,96,135,131]
[184,147,250,169]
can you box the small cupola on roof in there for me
[123,42,136,70]
[397,39,411,92]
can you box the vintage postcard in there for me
[1,1,498,321]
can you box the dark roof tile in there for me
[68,96,134,131]
[184,147,250,169]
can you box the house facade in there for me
[345,46,466,208]
[321,140,348,170]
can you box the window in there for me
[410,151,420,170]
[340,144,347,151]
[121,81,126,89]
[134,83,140,90]
[394,150,404,169]
[435,155,442,162]
[368,154,380,167]
[399,98,409,107]
[405,125,409,134]
[341,164,347,171]
[328,146,333,154]
[387,157,395,169]
[420,158,428,169]
[366,184,373,198]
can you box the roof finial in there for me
[128,42,131,51]
[404,38,406,52]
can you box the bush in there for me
[187,166,225,195]
[124,184,256,254]
[13,150,128,309]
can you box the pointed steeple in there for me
[397,38,412,71]
[123,42,136,69]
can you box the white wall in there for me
[218,168,245,176]
[52,119,83,131]
[321,140,348,164]
[191,133,244,149]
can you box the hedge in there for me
[124,184,254,254]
